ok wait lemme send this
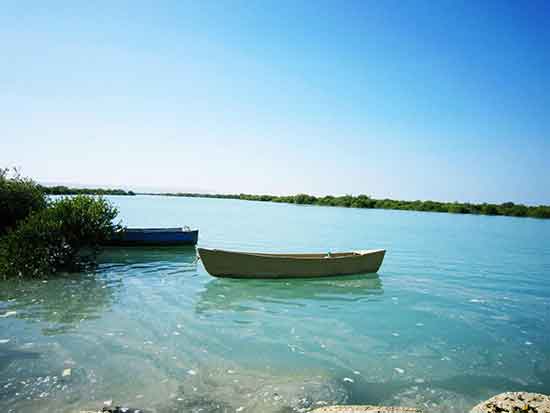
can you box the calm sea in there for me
[1,195,549,412]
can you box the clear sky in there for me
[1,1,549,204]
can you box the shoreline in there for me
[42,185,550,219]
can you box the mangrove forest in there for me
[153,192,550,219]
[38,184,550,219]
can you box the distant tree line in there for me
[153,192,550,219]
[42,184,550,219]
[41,185,135,196]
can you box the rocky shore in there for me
[470,392,550,413]
[309,392,550,413]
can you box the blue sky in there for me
[1,1,549,204]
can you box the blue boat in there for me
[104,227,198,246]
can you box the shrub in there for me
[0,168,47,235]
[528,206,550,219]
[294,194,317,205]
[0,195,120,279]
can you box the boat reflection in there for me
[195,274,383,314]
[98,245,198,266]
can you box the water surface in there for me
[1,195,549,412]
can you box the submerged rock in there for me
[81,408,150,413]
[382,384,472,412]
[311,406,421,412]
[470,392,550,413]
[155,365,349,413]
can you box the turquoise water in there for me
[1,195,549,413]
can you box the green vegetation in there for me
[44,185,550,219]
[41,185,135,196]
[0,171,120,279]
[155,192,550,219]
[0,168,48,235]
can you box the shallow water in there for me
[1,195,549,412]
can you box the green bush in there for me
[0,195,120,279]
[294,194,317,205]
[0,168,47,235]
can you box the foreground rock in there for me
[470,392,550,413]
[311,407,421,412]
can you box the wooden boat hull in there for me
[104,228,198,246]
[198,248,386,278]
